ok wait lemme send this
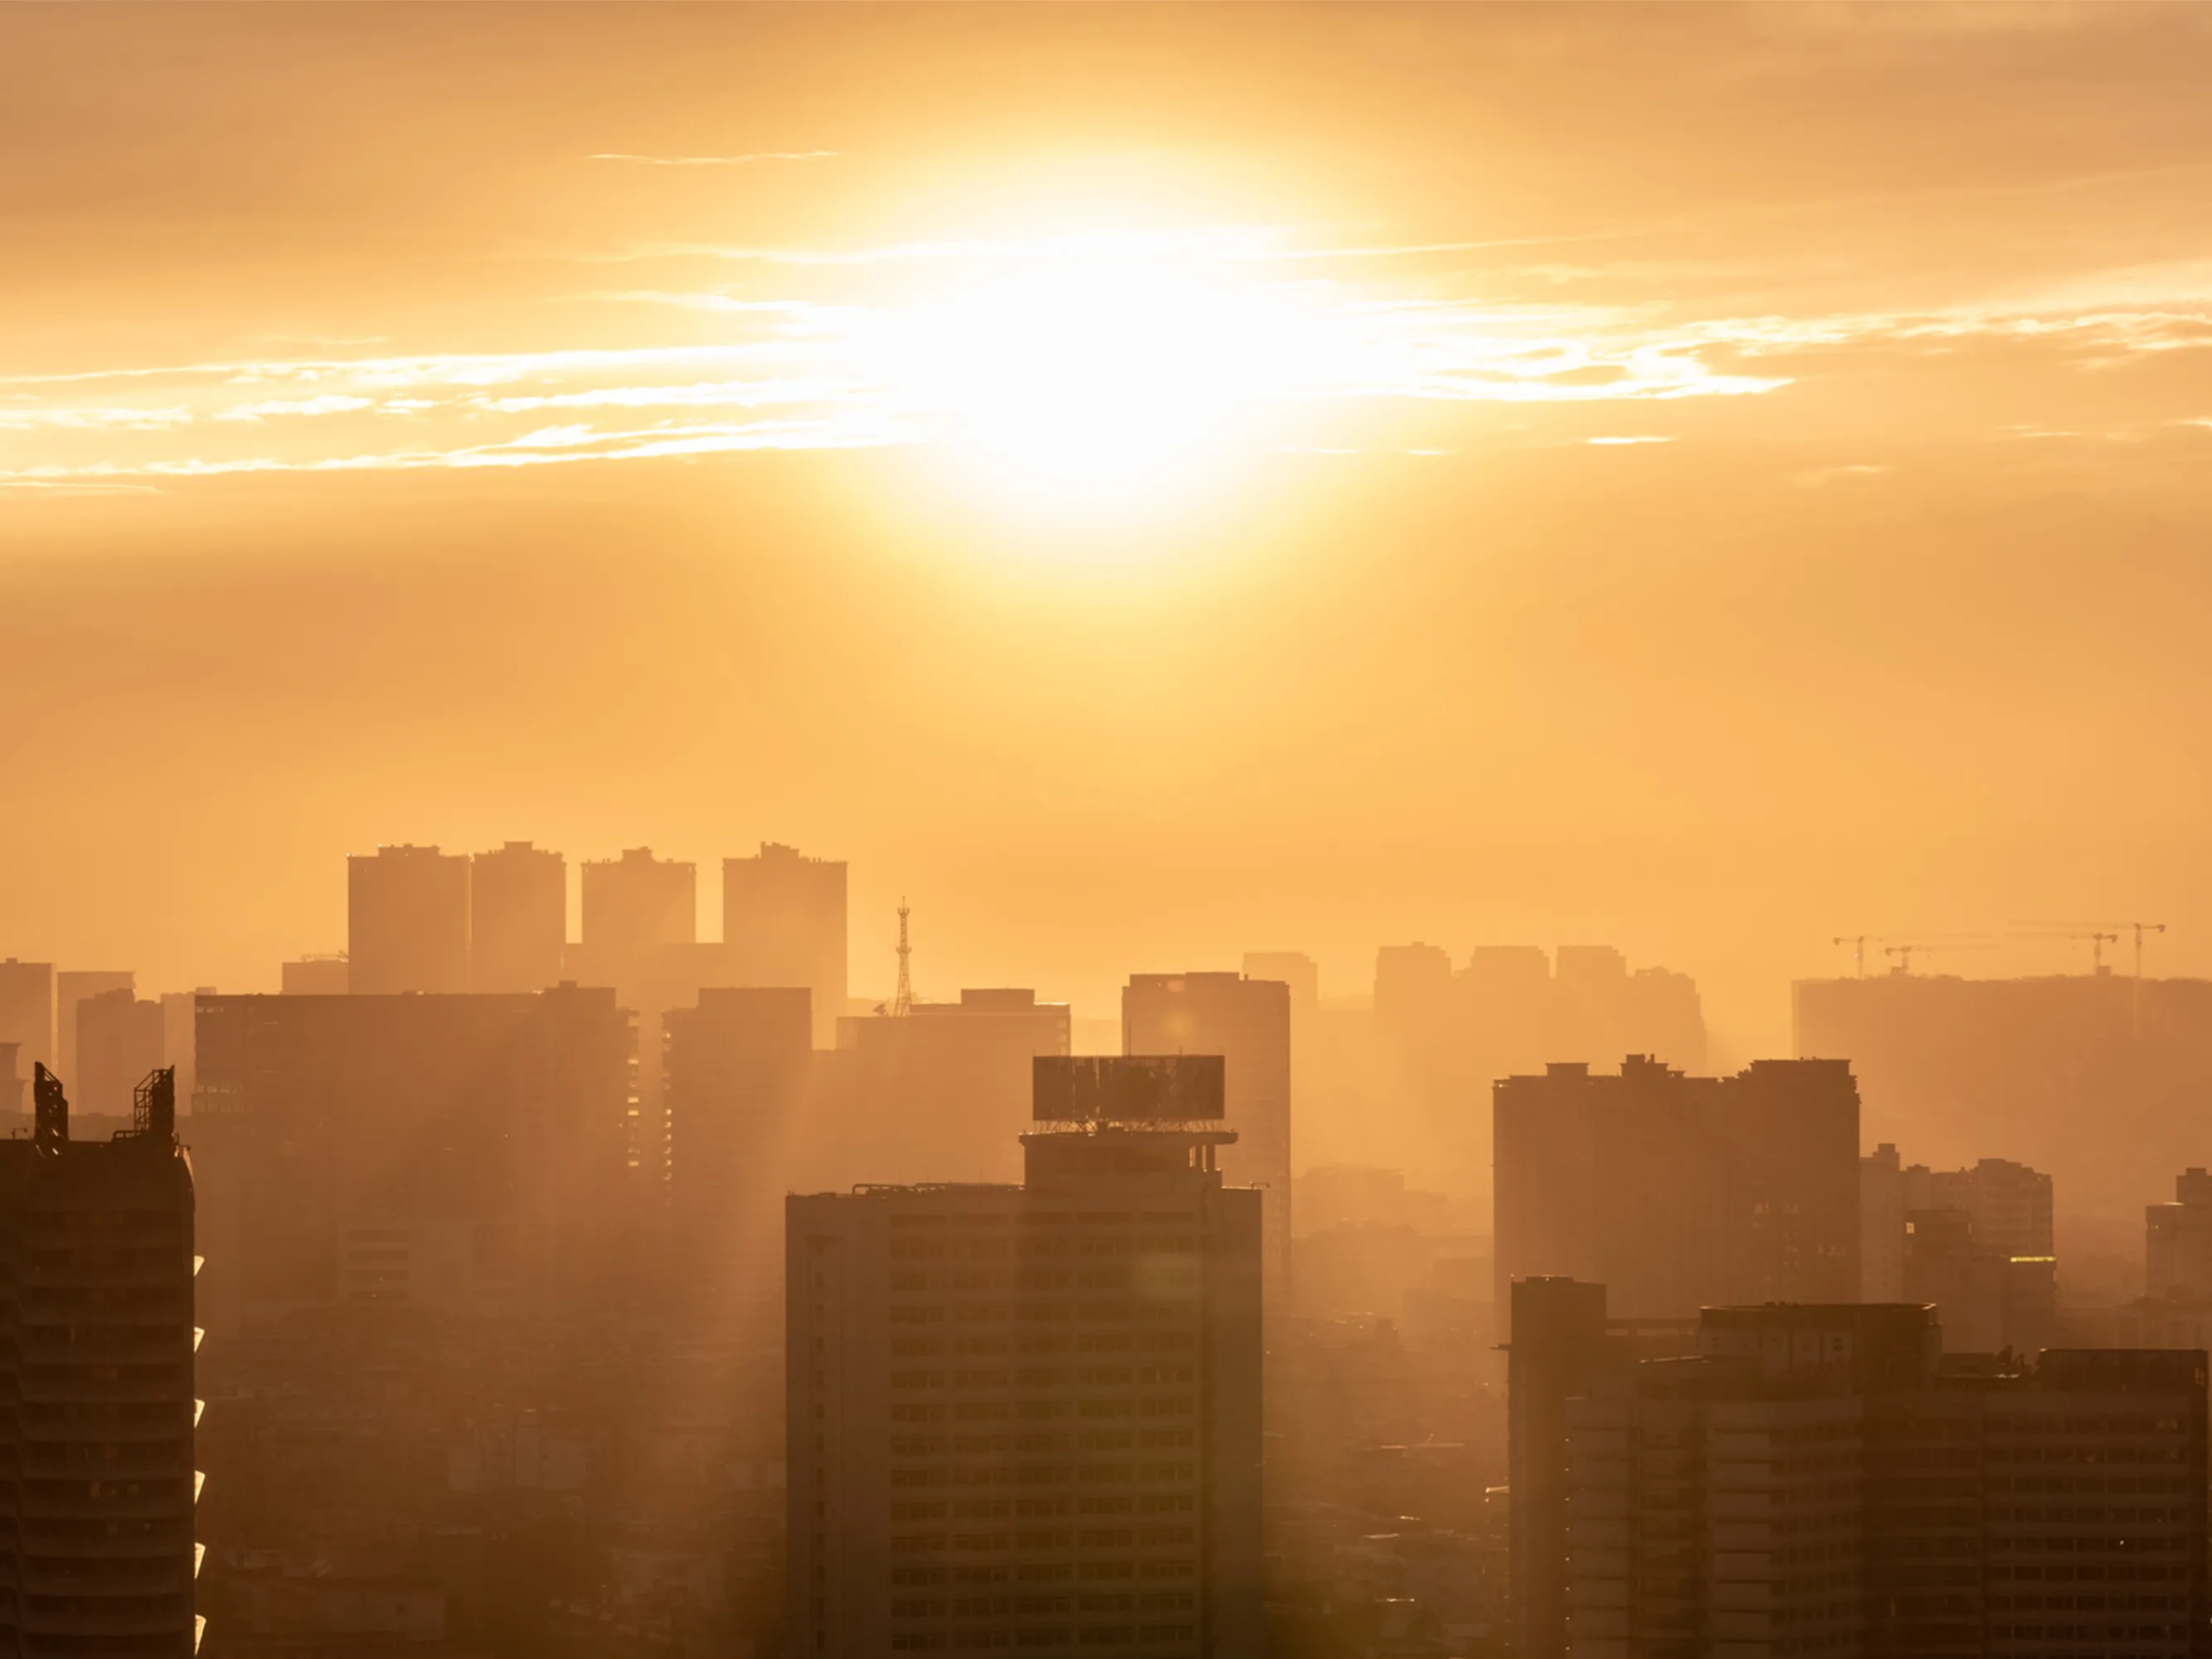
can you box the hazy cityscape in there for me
[12,5,2212,1658]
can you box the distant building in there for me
[0,1065,199,1657]
[189,986,632,1333]
[469,840,565,993]
[2148,1167,2212,1300]
[723,843,845,1047]
[785,1055,1262,1658]
[1535,1292,2210,1659]
[1901,1205,2057,1356]
[55,969,133,1092]
[76,984,166,1116]
[346,844,469,995]
[1240,951,1318,1022]
[1795,969,2212,1226]
[1493,1055,1859,1319]
[0,957,54,1077]
[1864,1144,2056,1300]
[158,988,207,1115]
[0,1041,21,1116]
[1124,972,1292,1301]
[581,846,697,957]
[664,986,812,1346]
[279,956,349,995]
[824,988,1071,1187]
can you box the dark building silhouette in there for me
[785,1054,1262,1657]
[188,987,632,1333]
[1899,1204,2058,1356]
[0,1065,199,1657]
[0,1043,20,1116]
[54,970,132,1098]
[1507,1276,1612,1659]
[0,960,54,1078]
[468,840,565,993]
[664,986,812,1345]
[1494,1055,1859,1319]
[75,984,166,1117]
[2148,1168,2212,1300]
[1795,969,2212,1226]
[824,988,1071,1187]
[346,844,469,995]
[1529,1293,2209,1658]
[1124,972,1291,1303]
[582,845,697,957]
[722,843,845,1047]
[277,956,347,995]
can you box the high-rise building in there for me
[157,989,207,1113]
[1863,1147,2057,1349]
[823,988,1071,1188]
[75,985,166,1116]
[55,969,132,1095]
[1123,972,1291,1302]
[722,843,845,1047]
[0,1042,22,1116]
[469,840,565,993]
[1493,1055,1860,1318]
[2148,1167,2212,1299]
[1506,1276,1611,1659]
[582,846,697,956]
[188,986,632,1334]
[346,844,469,995]
[0,1065,200,1657]
[664,986,813,1345]
[1900,1204,2058,1356]
[785,1055,1262,1658]
[0,959,54,1078]
[1539,1294,2210,1659]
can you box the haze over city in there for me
[10,8,2212,1659]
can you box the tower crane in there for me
[1832,935,1869,977]
[2126,921,2168,981]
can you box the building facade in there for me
[468,840,565,994]
[1494,1056,1860,1319]
[785,1055,1263,1657]
[723,843,846,1048]
[0,1065,200,1657]
[346,844,470,995]
[0,961,54,1079]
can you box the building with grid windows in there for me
[785,1054,1262,1656]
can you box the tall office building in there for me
[54,969,132,1097]
[75,985,166,1116]
[786,1055,1262,1658]
[582,847,697,957]
[188,986,632,1333]
[664,987,813,1344]
[0,959,54,1078]
[1493,1055,1860,1319]
[1123,973,1291,1300]
[2147,1168,2212,1299]
[0,1065,200,1657]
[346,844,469,995]
[1538,1294,2209,1658]
[825,989,1071,1187]
[469,840,565,993]
[723,843,845,1047]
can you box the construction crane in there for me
[1876,937,1990,976]
[2010,925,2124,976]
[2126,921,2168,981]
[1832,935,1869,977]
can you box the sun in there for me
[881,238,1319,512]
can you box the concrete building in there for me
[785,1055,1262,1658]
[1864,1147,2057,1346]
[664,986,813,1347]
[1541,1295,2209,1659]
[0,1042,21,1116]
[346,844,469,995]
[278,956,348,995]
[188,986,632,1334]
[0,958,54,1078]
[468,840,565,993]
[1493,1056,1860,1319]
[723,843,845,1047]
[1123,972,1291,1303]
[75,984,165,1116]
[1900,1205,2058,1357]
[55,969,132,1094]
[0,1065,200,1657]
[826,988,1072,1187]
[2148,1167,2212,1300]
[582,846,696,957]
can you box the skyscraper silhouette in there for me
[723,844,845,1047]
[468,840,565,993]
[0,960,54,1079]
[346,844,469,995]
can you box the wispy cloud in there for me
[588,150,836,166]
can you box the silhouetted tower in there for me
[76,985,165,1116]
[1,1064,200,1656]
[469,840,566,993]
[0,959,55,1078]
[891,899,912,1017]
[347,844,469,994]
[581,847,696,958]
[723,843,846,1046]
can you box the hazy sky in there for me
[6,4,2212,1056]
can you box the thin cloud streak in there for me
[589,151,837,165]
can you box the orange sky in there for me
[5,4,2212,1057]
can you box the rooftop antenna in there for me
[892,898,913,1017]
